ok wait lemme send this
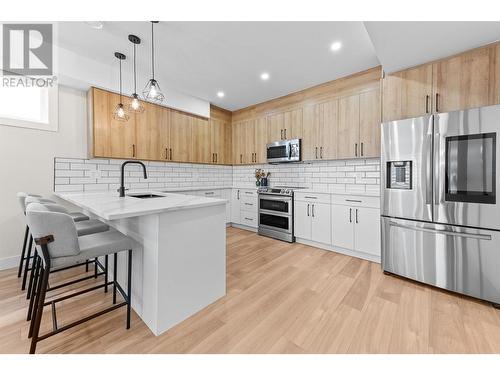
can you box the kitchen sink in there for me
[127,193,165,199]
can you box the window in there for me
[0,85,58,131]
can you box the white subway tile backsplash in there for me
[54,157,380,196]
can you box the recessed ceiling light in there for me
[85,21,104,30]
[217,91,225,98]
[260,72,270,81]
[330,41,342,52]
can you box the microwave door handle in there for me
[287,143,292,160]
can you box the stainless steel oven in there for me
[266,139,301,163]
[258,187,296,242]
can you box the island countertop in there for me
[55,190,227,220]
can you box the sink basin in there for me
[127,193,164,199]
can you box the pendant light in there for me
[128,34,145,113]
[112,52,129,122]
[143,21,164,103]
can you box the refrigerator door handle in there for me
[425,133,433,205]
[388,221,492,241]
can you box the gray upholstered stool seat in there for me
[68,212,90,222]
[74,219,109,237]
[50,229,138,269]
[24,196,89,222]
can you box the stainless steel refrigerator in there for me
[381,104,500,306]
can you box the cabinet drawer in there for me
[200,189,222,198]
[240,189,257,198]
[294,192,331,204]
[241,195,257,207]
[331,194,380,209]
[240,210,257,228]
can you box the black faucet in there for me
[118,161,148,197]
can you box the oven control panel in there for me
[386,161,412,189]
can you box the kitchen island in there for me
[55,190,227,336]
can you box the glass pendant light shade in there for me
[112,51,129,122]
[143,21,165,103]
[128,34,145,113]
[113,103,130,121]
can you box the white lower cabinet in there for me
[294,194,331,244]
[331,196,381,259]
[231,188,257,228]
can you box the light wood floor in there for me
[2,227,500,353]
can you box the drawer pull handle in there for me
[244,217,253,221]
[304,196,318,199]
[244,203,253,206]
[345,199,362,203]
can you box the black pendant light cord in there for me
[133,43,137,94]
[151,21,155,80]
[119,58,123,102]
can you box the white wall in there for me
[0,86,88,266]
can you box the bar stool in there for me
[24,201,110,307]
[26,203,139,354]
[17,193,91,291]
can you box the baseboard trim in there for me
[295,238,381,264]
[229,223,258,232]
[0,255,20,271]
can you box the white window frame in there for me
[0,84,59,132]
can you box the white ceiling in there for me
[364,21,500,73]
[57,21,500,112]
[57,22,379,111]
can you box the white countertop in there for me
[297,189,380,197]
[56,190,227,220]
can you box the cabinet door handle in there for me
[170,148,172,160]
[311,204,315,218]
[320,146,323,159]
[355,143,358,157]
[435,93,440,113]
[132,144,136,158]
[240,154,242,164]
[216,153,218,163]
[315,147,318,159]
[355,208,359,224]
[307,203,310,217]
[165,148,168,160]
[237,190,240,200]
[349,208,352,223]
[361,142,364,157]
[284,129,287,139]
[280,129,283,140]
[425,95,430,114]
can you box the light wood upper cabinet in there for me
[383,43,500,121]
[267,108,303,142]
[284,108,303,140]
[232,121,246,165]
[210,118,231,164]
[135,102,161,161]
[267,112,284,142]
[191,117,211,164]
[317,100,338,160]
[91,88,137,159]
[253,117,268,163]
[432,46,491,113]
[169,110,192,163]
[158,106,171,161]
[359,89,381,158]
[338,94,360,159]
[382,64,433,122]
[302,100,338,161]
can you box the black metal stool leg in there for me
[85,259,89,272]
[27,255,41,321]
[126,249,132,329]
[113,253,117,304]
[104,255,108,293]
[94,257,98,278]
[21,235,34,290]
[29,262,49,354]
[26,253,39,299]
[18,226,29,277]
[28,261,45,338]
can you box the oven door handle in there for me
[259,194,292,201]
[389,221,492,241]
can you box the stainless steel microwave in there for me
[266,139,301,163]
